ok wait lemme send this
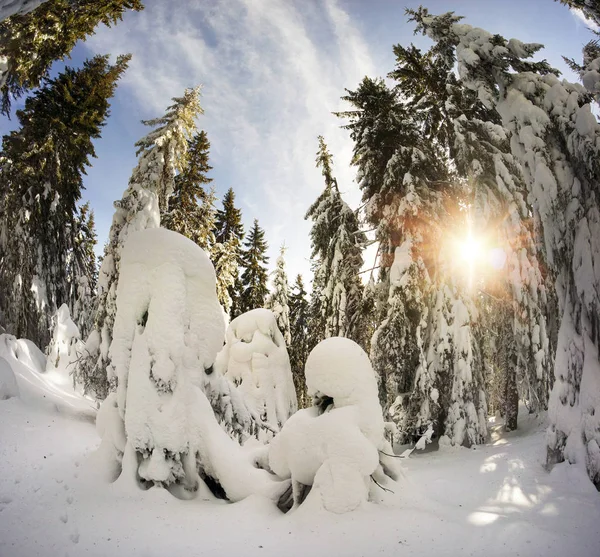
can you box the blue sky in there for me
[1,0,597,285]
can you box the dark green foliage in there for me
[0,0,143,114]
[213,188,245,317]
[163,130,215,250]
[289,274,309,407]
[0,54,129,347]
[239,219,269,313]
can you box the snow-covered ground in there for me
[1,347,599,557]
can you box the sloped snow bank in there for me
[0,333,95,419]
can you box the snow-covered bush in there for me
[45,304,83,391]
[215,308,297,434]
[101,228,283,501]
[268,337,399,513]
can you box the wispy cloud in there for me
[570,8,600,32]
[85,0,377,283]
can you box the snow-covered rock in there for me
[215,308,297,433]
[268,337,399,513]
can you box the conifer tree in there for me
[162,130,215,252]
[339,76,449,440]
[239,219,269,313]
[0,0,143,114]
[0,54,129,348]
[213,188,245,317]
[388,32,552,433]
[289,274,309,408]
[69,201,98,339]
[77,87,202,398]
[305,136,366,343]
[556,0,600,29]
[411,3,600,488]
[266,246,291,344]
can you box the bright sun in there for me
[459,235,482,264]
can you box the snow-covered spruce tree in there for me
[288,274,310,407]
[390,35,553,430]
[215,308,297,435]
[266,246,291,345]
[0,54,129,348]
[239,219,269,313]
[77,87,202,399]
[556,0,600,28]
[68,201,98,340]
[101,228,283,499]
[213,188,245,317]
[0,0,143,115]
[305,136,366,343]
[411,7,600,486]
[162,130,216,253]
[339,76,449,441]
[565,39,600,104]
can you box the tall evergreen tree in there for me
[0,0,143,114]
[339,76,451,441]
[411,3,600,488]
[289,274,309,408]
[305,136,366,343]
[162,130,215,252]
[0,54,129,348]
[266,246,291,344]
[77,87,202,398]
[69,201,98,339]
[239,219,269,313]
[213,188,245,317]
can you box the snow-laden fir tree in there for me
[266,246,291,345]
[411,5,600,487]
[77,87,202,398]
[162,130,216,253]
[339,77,450,441]
[556,0,600,28]
[288,274,309,408]
[305,136,366,343]
[68,201,98,340]
[213,188,245,317]
[239,219,269,313]
[0,0,143,114]
[390,34,553,431]
[565,39,600,104]
[0,54,129,348]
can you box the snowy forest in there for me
[0,1,599,556]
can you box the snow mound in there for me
[268,337,399,513]
[105,228,286,501]
[0,356,19,400]
[215,308,297,433]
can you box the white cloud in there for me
[570,8,600,32]
[85,0,378,285]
